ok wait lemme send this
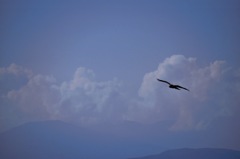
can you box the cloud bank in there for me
[0,55,239,132]
[135,55,234,130]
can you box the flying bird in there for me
[157,79,189,91]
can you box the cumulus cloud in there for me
[0,55,239,132]
[0,63,32,78]
[0,64,33,96]
[133,55,239,130]
[56,67,127,125]
[0,65,127,130]
[7,74,60,121]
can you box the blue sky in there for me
[1,0,240,155]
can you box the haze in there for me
[1,0,240,158]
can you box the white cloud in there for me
[7,74,60,121]
[134,55,238,130]
[0,65,127,129]
[0,56,239,132]
[56,67,126,125]
[0,63,32,78]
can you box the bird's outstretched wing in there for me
[176,85,189,91]
[157,79,171,85]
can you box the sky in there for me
[1,0,240,155]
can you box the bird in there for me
[157,79,189,91]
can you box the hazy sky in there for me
[1,0,240,154]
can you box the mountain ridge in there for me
[130,147,240,159]
[1,120,240,159]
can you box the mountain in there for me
[1,120,141,159]
[0,120,101,159]
[130,148,240,159]
[0,120,165,159]
[1,121,240,159]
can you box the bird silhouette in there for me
[157,79,189,91]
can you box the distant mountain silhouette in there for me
[1,121,240,159]
[0,120,99,159]
[130,148,240,159]
[0,120,168,159]
[1,120,142,159]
